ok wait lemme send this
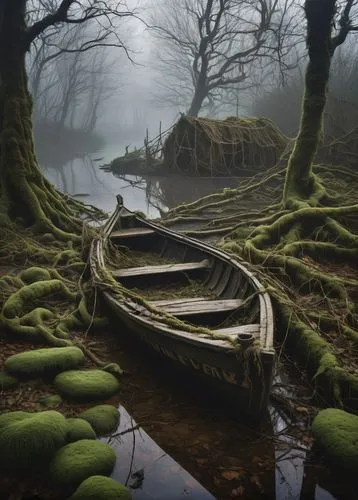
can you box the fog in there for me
[28,0,358,214]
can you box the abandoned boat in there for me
[90,195,275,421]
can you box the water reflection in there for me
[103,405,215,499]
[42,153,239,217]
[40,150,354,500]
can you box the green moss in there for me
[5,347,85,377]
[312,408,358,471]
[79,405,119,436]
[38,394,63,408]
[66,418,96,442]
[0,371,18,389]
[20,267,51,284]
[69,475,131,499]
[0,411,68,470]
[54,369,120,401]
[102,363,123,377]
[50,439,116,486]
[0,410,32,429]
[3,279,76,319]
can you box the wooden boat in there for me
[90,195,275,421]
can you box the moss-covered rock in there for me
[0,410,68,469]
[54,369,120,401]
[69,475,131,499]
[38,394,63,408]
[5,347,85,377]
[312,408,358,471]
[67,418,96,442]
[103,363,123,377]
[50,439,116,486]
[79,405,119,436]
[0,410,32,429]
[20,267,51,284]
[0,371,18,389]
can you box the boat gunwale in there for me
[90,202,274,355]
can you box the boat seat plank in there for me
[149,297,244,316]
[111,228,155,238]
[149,297,208,307]
[214,324,260,337]
[113,259,210,278]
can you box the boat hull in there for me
[90,201,275,422]
[105,292,274,421]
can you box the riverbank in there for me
[0,224,131,499]
[0,176,357,498]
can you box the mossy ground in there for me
[0,371,18,389]
[5,346,85,377]
[0,227,123,497]
[66,418,96,442]
[50,439,116,486]
[161,163,358,468]
[69,475,131,500]
[54,369,120,401]
[312,409,358,472]
[0,410,68,470]
[79,404,119,436]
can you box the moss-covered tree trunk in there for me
[283,0,336,206]
[0,1,80,239]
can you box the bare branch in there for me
[149,0,300,116]
[26,0,136,49]
[332,0,358,50]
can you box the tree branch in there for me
[26,0,75,46]
[331,0,357,51]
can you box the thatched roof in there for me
[163,115,290,176]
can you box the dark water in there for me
[42,148,353,500]
[43,150,239,216]
[102,405,215,499]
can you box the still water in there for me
[103,405,215,499]
[43,152,239,216]
[42,151,351,500]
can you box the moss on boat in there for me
[312,408,358,472]
[69,475,131,499]
[5,347,85,377]
[0,410,68,470]
[79,405,119,436]
[50,439,116,486]
[54,369,120,401]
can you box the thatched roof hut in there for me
[163,115,290,176]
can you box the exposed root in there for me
[163,158,358,411]
[0,226,108,355]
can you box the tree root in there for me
[165,160,358,411]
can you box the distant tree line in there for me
[26,0,129,138]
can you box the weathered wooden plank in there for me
[111,228,155,238]
[149,297,244,316]
[214,324,260,337]
[112,259,210,278]
[149,297,208,307]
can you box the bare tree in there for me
[150,0,299,117]
[0,0,136,237]
[27,1,126,133]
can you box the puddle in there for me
[103,405,215,499]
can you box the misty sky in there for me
[98,1,182,147]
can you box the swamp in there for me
[1,0,358,499]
